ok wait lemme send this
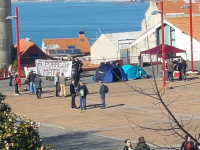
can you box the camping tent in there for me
[93,64,127,83]
[122,65,146,80]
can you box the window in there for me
[67,45,76,49]
[57,50,65,54]
[156,24,175,47]
[65,50,73,54]
[31,54,39,61]
[73,49,81,54]
[49,50,56,55]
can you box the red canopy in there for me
[141,44,186,55]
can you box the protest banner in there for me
[35,59,72,77]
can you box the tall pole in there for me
[161,1,166,87]
[16,7,21,88]
[189,0,194,71]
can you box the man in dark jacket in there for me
[135,136,150,150]
[77,81,89,110]
[99,81,106,109]
[54,72,60,97]
[28,70,36,95]
[70,80,77,109]
[34,74,42,99]
[178,58,187,82]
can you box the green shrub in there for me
[0,91,58,150]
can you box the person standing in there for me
[178,58,187,82]
[8,64,14,86]
[59,73,67,98]
[74,58,80,73]
[70,80,77,109]
[166,59,174,82]
[28,70,36,95]
[54,72,60,97]
[34,74,42,99]
[180,135,196,150]
[135,137,150,150]
[77,81,89,110]
[99,81,106,109]
[14,72,20,96]
[123,139,133,150]
[74,70,80,87]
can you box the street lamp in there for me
[152,1,166,87]
[6,7,21,88]
[181,1,194,72]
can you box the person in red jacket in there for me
[14,72,21,95]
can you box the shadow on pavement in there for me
[41,131,124,150]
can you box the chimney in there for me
[79,31,85,38]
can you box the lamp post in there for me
[181,1,194,72]
[152,1,166,87]
[6,7,21,88]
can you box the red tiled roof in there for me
[166,16,200,42]
[14,38,34,54]
[156,0,200,14]
[15,38,49,65]
[43,37,90,54]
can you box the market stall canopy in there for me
[141,44,186,55]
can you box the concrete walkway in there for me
[1,63,200,149]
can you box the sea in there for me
[11,1,149,47]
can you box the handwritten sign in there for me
[35,59,72,77]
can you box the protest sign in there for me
[35,59,72,77]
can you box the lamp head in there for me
[5,15,17,20]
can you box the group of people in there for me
[54,71,108,110]
[123,137,150,150]
[165,57,187,82]
[123,134,200,150]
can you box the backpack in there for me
[104,85,109,93]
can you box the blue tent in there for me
[122,65,146,80]
[93,64,127,83]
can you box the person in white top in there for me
[8,64,14,86]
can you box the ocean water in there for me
[11,1,149,47]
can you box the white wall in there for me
[91,34,118,64]
[175,29,200,61]
[141,1,161,31]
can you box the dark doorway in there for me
[112,68,122,82]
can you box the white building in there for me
[91,31,144,64]
[130,16,200,63]
[141,0,200,32]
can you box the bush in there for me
[0,91,58,150]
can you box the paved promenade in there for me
[1,62,200,149]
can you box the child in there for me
[14,72,21,95]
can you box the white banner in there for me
[35,59,72,77]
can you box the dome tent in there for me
[93,64,127,83]
[122,65,146,80]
